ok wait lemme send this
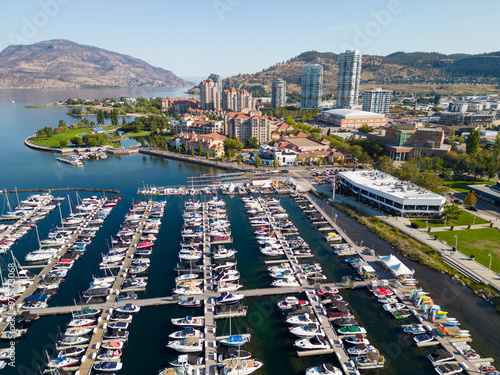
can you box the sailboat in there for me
[1,189,24,219]
[218,316,251,347]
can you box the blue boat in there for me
[345,258,363,263]
[219,334,251,347]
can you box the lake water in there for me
[0,88,498,375]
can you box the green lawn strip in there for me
[122,130,152,138]
[410,210,488,228]
[435,228,500,273]
[443,180,495,194]
[32,125,120,147]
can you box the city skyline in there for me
[0,0,499,78]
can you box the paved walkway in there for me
[311,183,500,292]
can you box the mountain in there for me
[0,39,191,89]
[222,50,500,94]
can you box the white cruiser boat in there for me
[289,323,325,338]
[305,363,342,375]
[294,336,330,350]
[167,337,204,353]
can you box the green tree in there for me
[191,148,195,156]
[184,142,189,153]
[274,157,279,169]
[255,154,261,168]
[197,142,202,155]
[413,171,443,194]
[433,94,442,105]
[110,109,119,126]
[122,117,127,126]
[492,134,500,161]
[441,203,460,221]
[224,138,244,153]
[205,150,210,159]
[245,137,259,149]
[220,154,225,162]
[358,124,374,134]
[296,155,301,165]
[395,161,419,181]
[59,139,68,147]
[58,120,67,128]
[70,136,83,146]
[237,154,243,165]
[96,109,105,125]
[466,129,480,154]
[373,155,394,173]
[327,128,331,136]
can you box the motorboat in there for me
[219,334,251,347]
[167,337,204,353]
[337,326,366,335]
[102,340,124,350]
[108,321,129,330]
[331,317,358,327]
[272,277,300,287]
[57,347,86,358]
[175,274,199,283]
[278,297,309,310]
[220,358,263,375]
[171,316,204,328]
[391,310,411,319]
[343,335,370,346]
[64,327,93,337]
[355,352,385,369]
[169,328,204,340]
[294,335,330,350]
[115,303,140,314]
[178,297,202,308]
[93,361,123,372]
[109,312,133,322]
[57,336,90,347]
[103,330,129,340]
[72,307,101,319]
[402,324,427,335]
[285,313,314,326]
[427,349,454,364]
[46,357,79,368]
[212,247,237,260]
[373,288,394,298]
[67,318,96,327]
[0,329,26,341]
[382,303,407,312]
[289,323,325,338]
[215,292,244,305]
[173,286,203,295]
[213,262,236,271]
[434,363,463,375]
[170,354,204,367]
[305,363,342,375]
[413,334,436,345]
[96,349,122,361]
[347,344,378,356]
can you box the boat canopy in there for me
[378,254,413,277]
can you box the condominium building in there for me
[271,78,286,109]
[160,98,200,114]
[225,111,274,144]
[200,77,221,111]
[301,64,323,109]
[336,50,362,109]
[209,73,222,96]
[362,88,392,113]
[222,88,255,112]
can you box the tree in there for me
[96,109,105,125]
[110,109,119,126]
[224,138,244,153]
[413,171,443,194]
[205,150,210,159]
[122,117,127,126]
[274,157,279,169]
[296,155,301,165]
[197,142,202,155]
[58,120,67,128]
[184,142,189,153]
[237,154,243,165]
[327,128,331,136]
[191,148,195,156]
[245,137,259,149]
[466,129,480,154]
[59,139,68,147]
[464,191,477,207]
[254,154,261,168]
[433,94,442,105]
[70,136,83,146]
[441,203,460,221]
[395,161,419,181]
[359,124,374,134]
[492,134,500,161]
[373,155,394,173]
[220,154,225,162]
[177,146,181,154]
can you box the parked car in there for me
[468,206,478,211]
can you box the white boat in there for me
[277,297,309,310]
[271,277,300,287]
[221,358,263,375]
[285,313,314,326]
[167,337,204,353]
[355,352,385,369]
[294,335,330,350]
[169,354,204,368]
[347,344,378,356]
[215,292,244,305]
[289,323,325,338]
[93,361,123,372]
[46,357,79,368]
[337,326,367,335]
[325,232,342,242]
[169,328,204,339]
[115,303,140,314]
[173,286,203,295]
[305,363,342,375]
[216,282,243,293]
[96,349,122,361]
[434,363,463,375]
[67,318,95,327]
[171,316,204,328]
[64,327,93,337]
[343,335,370,346]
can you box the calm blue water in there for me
[0,88,499,375]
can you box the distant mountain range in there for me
[222,50,500,94]
[0,39,191,89]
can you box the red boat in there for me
[373,288,394,298]
[137,241,154,249]
[277,297,309,310]
[316,287,339,297]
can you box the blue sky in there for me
[1,0,499,78]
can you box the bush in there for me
[410,222,419,229]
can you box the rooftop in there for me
[322,109,386,119]
[339,170,445,202]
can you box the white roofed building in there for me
[339,170,446,217]
[317,109,388,129]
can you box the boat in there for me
[215,292,244,305]
[294,335,330,350]
[213,246,237,260]
[108,321,129,330]
[218,348,252,362]
[93,361,123,372]
[434,363,463,375]
[220,358,264,375]
[46,357,79,368]
[57,336,90,347]
[325,232,342,242]
[373,288,394,298]
[64,327,93,337]
[110,312,133,322]
[115,303,140,314]
[173,286,203,295]
[285,313,315,326]
[427,349,454,364]
[67,318,95,327]
[169,328,204,340]
[277,297,309,310]
[332,317,359,327]
[413,334,435,345]
[343,335,370,346]
[289,323,324,338]
[219,334,251,347]
[355,352,385,369]
[57,347,86,358]
[345,257,363,263]
[0,329,27,340]
[305,363,342,375]
[102,340,124,350]
[96,349,122,361]
[171,316,204,328]
[391,310,411,319]
[271,277,300,287]
[382,303,407,312]
[347,344,378,356]
[337,326,366,335]
[72,306,101,319]
[103,330,129,340]
[178,297,202,308]
[167,337,204,353]
[170,354,204,367]
[402,324,427,335]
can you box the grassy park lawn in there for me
[435,228,500,273]
[443,180,495,194]
[410,210,489,228]
[33,125,120,147]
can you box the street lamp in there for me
[444,214,448,227]
[454,235,457,251]
[489,253,492,271]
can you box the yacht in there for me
[427,349,454,364]
[355,352,385,369]
[171,316,204,328]
[285,313,315,326]
[220,358,263,375]
[169,328,204,340]
[289,323,325,338]
[93,361,123,372]
[337,326,367,335]
[305,363,342,375]
[294,335,330,350]
[215,292,244,305]
[167,337,204,353]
